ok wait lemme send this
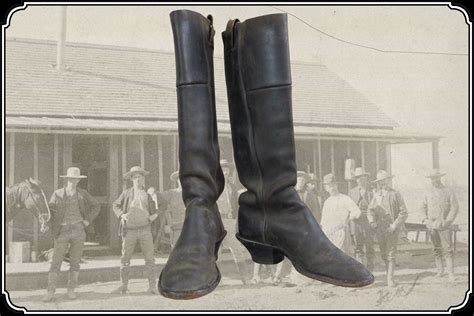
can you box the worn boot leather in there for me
[159,9,227,300]
[42,272,58,302]
[222,13,374,287]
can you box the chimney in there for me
[56,6,67,71]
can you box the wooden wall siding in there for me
[320,140,332,180]
[333,140,348,193]
[109,135,121,249]
[144,135,159,190]
[125,135,142,178]
[363,141,377,181]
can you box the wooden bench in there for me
[404,222,460,251]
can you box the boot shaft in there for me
[170,10,224,206]
[223,13,296,204]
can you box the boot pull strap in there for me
[207,14,215,43]
[225,18,239,48]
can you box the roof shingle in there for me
[6,38,397,128]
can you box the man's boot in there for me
[222,13,373,287]
[67,271,80,300]
[158,10,226,300]
[446,255,456,282]
[387,261,397,287]
[42,272,58,302]
[434,256,444,278]
[112,265,129,294]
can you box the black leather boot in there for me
[158,10,227,300]
[222,13,374,287]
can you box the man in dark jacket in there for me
[348,167,375,272]
[368,170,408,287]
[112,166,158,295]
[42,167,100,302]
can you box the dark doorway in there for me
[72,136,109,246]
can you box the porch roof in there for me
[6,116,440,144]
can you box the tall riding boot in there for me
[112,265,129,294]
[222,13,373,287]
[42,272,58,302]
[159,10,226,300]
[387,261,397,287]
[434,256,444,277]
[67,271,80,300]
[446,255,455,282]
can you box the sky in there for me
[4,4,471,222]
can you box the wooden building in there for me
[4,38,440,258]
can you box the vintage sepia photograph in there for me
[2,2,471,312]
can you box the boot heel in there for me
[236,234,284,264]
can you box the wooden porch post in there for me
[347,140,351,192]
[109,136,120,248]
[432,140,440,169]
[32,134,39,262]
[375,141,380,172]
[330,140,335,174]
[361,141,366,170]
[7,133,15,262]
[317,138,322,191]
[157,135,164,192]
[386,142,392,174]
[121,135,127,191]
[53,135,59,190]
[62,135,72,187]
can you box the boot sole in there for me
[236,234,374,288]
[158,231,227,300]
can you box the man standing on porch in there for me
[42,167,100,302]
[112,166,159,295]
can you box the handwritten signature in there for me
[375,274,420,306]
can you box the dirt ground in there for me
[5,245,470,312]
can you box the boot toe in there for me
[293,247,374,287]
[158,263,220,299]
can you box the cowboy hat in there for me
[426,168,446,178]
[352,167,370,179]
[123,166,150,179]
[322,173,337,185]
[60,167,87,179]
[297,171,311,183]
[372,170,394,183]
[170,171,180,182]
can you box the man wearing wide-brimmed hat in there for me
[368,170,408,287]
[421,168,459,281]
[297,171,321,223]
[43,167,100,302]
[348,167,375,271]
[112,166,159,295]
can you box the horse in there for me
[6,178,51,233]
